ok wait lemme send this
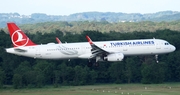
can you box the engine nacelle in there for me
[105,53,124,61]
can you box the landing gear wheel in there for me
[87,59,99,67]
[94,62,99,67]
[87,61,93,67]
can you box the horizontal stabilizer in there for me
[14,48,27,52]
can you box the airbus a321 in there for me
[6,23,176,66]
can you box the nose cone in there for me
[171,45,176,52]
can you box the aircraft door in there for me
[81,45,86,54]
[35,47,42,58]
[156,41,161,49]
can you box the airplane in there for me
[5,22,176,66]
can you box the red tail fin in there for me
[7,23,36,47]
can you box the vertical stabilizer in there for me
[7,23,36,47]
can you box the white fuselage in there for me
[6,39,176,60]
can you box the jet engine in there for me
[105,53,124,61]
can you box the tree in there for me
[12,74,22,89]
[124,57,141,83]
[34,60,54,85]
[13,61,32,87]
[57,62,68,84]
[73,66,86,85]
[0,67,5,88]
[141,62,166,84]
[108,62,125,83]
[84,66,97,84]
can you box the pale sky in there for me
[0,0,179,15]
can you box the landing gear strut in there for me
[87,59,99,67]
[155,54,159,63]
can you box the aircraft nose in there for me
[171,45,176,52]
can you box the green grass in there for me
[0,83,180,95]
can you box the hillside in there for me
[2,21,180,34]
[1,11,180,28]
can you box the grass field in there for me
[0,83,180,95]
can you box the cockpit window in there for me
[165,43,169,45]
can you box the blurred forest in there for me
[0,28,180,89]
[2,21,180,34]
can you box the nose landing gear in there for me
[155,54,159,63]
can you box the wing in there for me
[86,36,110,58]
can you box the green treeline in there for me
[3,21,180,34]
[0,29,180,89]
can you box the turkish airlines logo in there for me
[11,30,29,47]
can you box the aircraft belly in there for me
[19,50,37,58]
[40,51,79,59]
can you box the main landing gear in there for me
[87,60,99,67]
